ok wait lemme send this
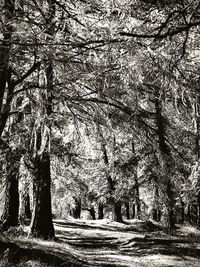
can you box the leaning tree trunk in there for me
[30,153,54,239]
[1,160,19,231]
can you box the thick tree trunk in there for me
[125,202,130,220]
[30,0,56,239]
[0,1,17,136]
[98,203,104,219]
[89,206,96,220]
[0,0,15,109]
[1,151,20,231]
[73,198,81,219]
[30,154,54,239]
[113,201,123,222]
[155,98,175,230]
[101,141,119,222]
[1,173,19,231]
[152,209,157,221]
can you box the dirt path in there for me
[1,219,200,266]
[53,219,200,267]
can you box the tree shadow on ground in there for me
[0,239,87,267]
[1,220,200,267]
[54,219,162,233]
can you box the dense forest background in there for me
[0,0,200,242]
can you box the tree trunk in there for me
[89,206,96,220]
[131,142,141,220]
[73,198,81,219]
[125,202,130,220]
[30,0,56,239]
[1,172,19,231]
[135,185,141,220]
[24,193,31,220]
[180,199,185,224]
[155,97,175,230]
[187,204,191,224]
[166,180,175,229]
[197,194,200,227]
[152,179,161,222]
[152,209,157,221]
[0,0,15,110]
[30,153,54,239]
[1,150,20,231]
[132,204,135,219]
[113,200,123,222]
[98,203,104,219]
[194,204,198,225]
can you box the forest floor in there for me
[0,218,200,267]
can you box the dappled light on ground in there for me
[1,219,200,266]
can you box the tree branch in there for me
[119,21,200,39]
[13,62,41,87]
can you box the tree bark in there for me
[30,0,55,239]
[125,202,130,220]
[187,204,191,224]
[73,198,81,219]
[0,0,15,111]
[132,204,135,219]
[101,141,121,221]
[89,206,96,220]
[98,203,104,219]
[180,199,185,224]
[1,157,19,230]
[30,153,54,239]
[135,180,141,219]
[155,97,175,230]
[113,200,123,222]
[131,142,141,220]
[24,193,31,220]
[197,194,200,227]
[166,180,175,229]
